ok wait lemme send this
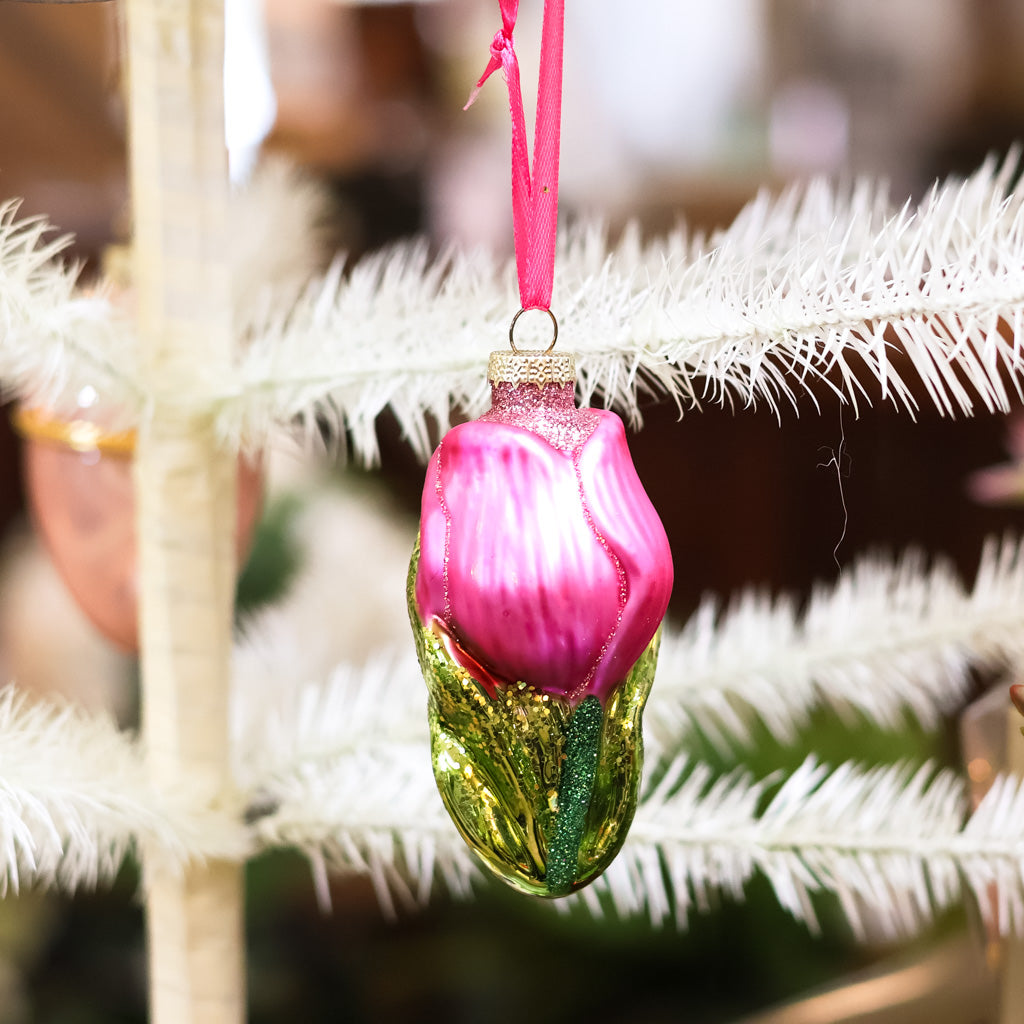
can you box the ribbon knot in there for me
[490,28,513,60]
[466,27,516,107]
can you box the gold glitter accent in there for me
[12,407,136,457]
[487,350,576,387]
[407,536,659,897]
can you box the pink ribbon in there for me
[467,0,564,312]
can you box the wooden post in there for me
[124,2,244,1022]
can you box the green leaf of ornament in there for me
[407,537,658,897]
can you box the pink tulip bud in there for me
[414,375,672,704]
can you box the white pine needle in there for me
[4,529,1024,931]
[238,669,1024,941]
[0,201,139,421]
[2,157,1023,460]
[587,757,1024,941]
[648,535,1024,752]
[4,652,1024,938]
[215,151,1024,459]
[248,745,477,918]
[234,652,477,915]
[229,533,1024,932]
[0,159,327,423]
[0,687,246,895]
[231,533,1024,758]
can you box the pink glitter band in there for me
[481,381,599,453]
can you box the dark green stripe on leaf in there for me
[546,695,603,895]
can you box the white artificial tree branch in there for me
[2,675,1024,939]
[245,740,1024,941]
[1,157,1023,460]
[5,528,1024,919]
[246,741,477,917]
[582,757,1024,941]
[0,159,327,424]
[0,687,246,895]
[229,534,1024,759]
[216,153,1024,460]
[648,535,1024,752]
[0,201,139,422]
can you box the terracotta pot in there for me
[14,406,264,653]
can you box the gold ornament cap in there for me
[487,349,576,386]
[12,406,136,457]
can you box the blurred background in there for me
[0,0,1024,1021]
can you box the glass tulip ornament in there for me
[408,348,673,896]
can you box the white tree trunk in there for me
[124,2,244,1021]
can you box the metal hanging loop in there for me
[509,307,558,354]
